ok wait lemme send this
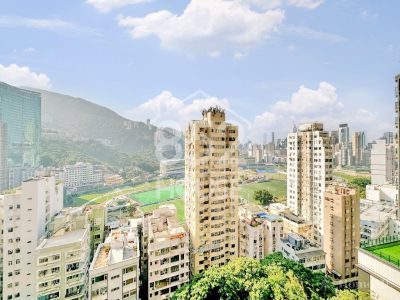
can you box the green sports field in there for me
[129,185,184,205]
[367,241,400,265]
[239,180,287,204]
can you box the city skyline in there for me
[0,0,399,140]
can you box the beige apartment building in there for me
[89,228,140,300]
[323,186,360,286]
[287,122,333,245]
[185,107,239,274]
[146,205,189,299]
[35,208,90,300]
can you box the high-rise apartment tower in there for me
[185,107,239,274]
[287,122,333,245]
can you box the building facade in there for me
[371,139,395,185]
[287,122,333,245]
[35,208,90,300]
[146,205,189,299]
[0,82,41,190]
[0,176,63,300]
[352,131,366,166]
[323,186,360,286]
[89,228,140,300]
[185,107,239,274]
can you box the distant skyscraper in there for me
[287,122,333,245]
[185,107,239,274]
[352,131,366,166]
[339,123,350,145]
[0,82,41,190]
[383,131,394,144]
[324,186,360,286]
[0,122,7,191]
[338,124,351,167]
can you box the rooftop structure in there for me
[89,228,140,300]
[280,233,325,272]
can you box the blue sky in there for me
[0,0,399,141]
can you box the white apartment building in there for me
[60,162,103,192]
[146,205,189,299]
[238,205,283,259]
[89,228,140,300]
[360,201,397,241]
[366,184,398,204]
[280,234,326,272]
[185,107,239,274]
[35,208,90,300]
[371,139,395,185]
[0,176,63,300]
[287,122,333,245]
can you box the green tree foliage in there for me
[172,253,344,300]
[349,177,371,198]
[254,189,274,205]
[331,290,370,300]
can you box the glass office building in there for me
[0,81,41,190]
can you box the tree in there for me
[254,189,274,206]
[349,177,371,199]
[172,254,344,300]
[172,258,308,300]
[331,290,370,300]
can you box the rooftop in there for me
[38,228,87,249]
[92,230,138,269]
[360,203,397,223]
[363,239,400,268]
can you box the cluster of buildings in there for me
[239,132,287,168]
[2,74,400,300]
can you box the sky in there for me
[0,0,399,142]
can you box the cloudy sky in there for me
[0,0,399,141]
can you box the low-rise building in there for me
[35,208,90,300]
[146,205,189,299]
[280,234,326,272]
[160,159,184,178]
[238,205,283,259]
[89,228,140,300]
[360,201,398,241]
[366,184,398,204]
[103,174,124,186]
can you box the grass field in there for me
[140,198,185,223]
[368,241,400,265]
[129,185,184,205]
[67,179,173,207]
[239,180,286,204]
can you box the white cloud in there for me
[287,0,323,9]
[286,25,346,43]
[253,82,387,141]
[234,51,247,59]
[0,64,51,89]
[242,0,283,10]
[118,0,285,56]
[23,47,35,53]
[0,16,100,36]
[126,90,230,130]
[87,0,152,13]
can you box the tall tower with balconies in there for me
[287,122,333,246]
[185,107,239,274]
